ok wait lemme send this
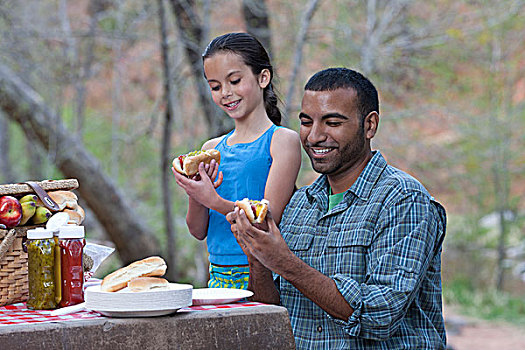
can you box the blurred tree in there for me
[0,63,162,263]
[168,0,231,137]
[158,0,178,281]
[0,112,15,184]
[284,0,320,124]
[242,0,272,57]
[453,6,524,291]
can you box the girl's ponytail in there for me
[264,83,281,126]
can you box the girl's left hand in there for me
[172,161,223,208]
[199,159,223,189]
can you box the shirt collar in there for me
[305,150,387,202]
[350,150,387,201]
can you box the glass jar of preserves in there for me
[58,225,86,307]
[26,227,57,310]
[46,212,70,305]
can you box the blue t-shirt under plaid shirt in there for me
[276,151,447,349]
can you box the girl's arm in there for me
[195,139,235,216]
[173,138,223,240]
[265,128,302,225]
[173,164,220,240]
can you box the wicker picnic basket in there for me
[0,179,79,306]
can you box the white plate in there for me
[192,288,253,306]
[96,309,179,318]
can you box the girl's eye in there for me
[210,85,220,91]
[231,78,241,85]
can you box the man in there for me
[227,68,447,349]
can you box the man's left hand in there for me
[227,207,292,273]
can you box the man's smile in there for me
[308,146,336,159]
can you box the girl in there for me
[173,32,301,290]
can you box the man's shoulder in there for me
[377,163,431,198]
[375,163,446,218]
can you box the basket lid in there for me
[58,225,85,239]
[27,227,54,239]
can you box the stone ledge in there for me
[0,305,295,350]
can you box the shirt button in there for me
[317,325,322,332]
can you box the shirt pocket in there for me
[325,229,373,282]
[286,233,314,261]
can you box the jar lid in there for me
[58,225,85,239]
[27,227,54,239]
[46,212,70,234]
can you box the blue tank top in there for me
[207,124,281,265]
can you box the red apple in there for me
[0,196,23,228]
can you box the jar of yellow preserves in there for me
[26,227,57,310]
[46,212,70,305]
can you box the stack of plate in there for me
[85,283,193,317]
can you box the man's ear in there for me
[258,69,271,88]
[364,111,379,139]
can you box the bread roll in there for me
[235,198,269,224]
[36,190,78,211]
[173,149,221,176]
[101,256,167,292]
[76,205,85,221]
[128,277,170,292]
[64,209,81,225]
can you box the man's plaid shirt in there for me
[276,151,447,349]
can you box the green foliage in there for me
[444,277,525,325]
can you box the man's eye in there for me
[300,120,312,126]
[231,78,241,85]
[327,122,342,127]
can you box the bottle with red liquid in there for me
[58,225,86,307]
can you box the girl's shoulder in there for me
[202,134,228,150]
[272,126,300,145]
[270,127,301,157]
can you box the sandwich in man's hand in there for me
[172,149,221,176]
[235,198,269,224]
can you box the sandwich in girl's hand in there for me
[235,198,269,224]
[173,149,221,176]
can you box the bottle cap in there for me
[27,227,54,239]
[58,225,85,239]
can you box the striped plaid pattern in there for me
[277,151,447,349]
[208,264,249,290]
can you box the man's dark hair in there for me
[304,68,379,120]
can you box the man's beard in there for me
[309,124,366,175]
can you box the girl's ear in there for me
[258,69,271,89]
